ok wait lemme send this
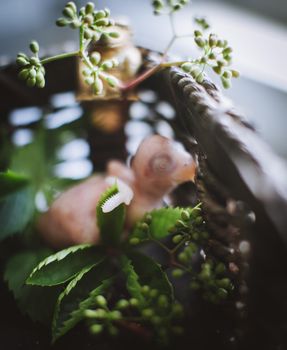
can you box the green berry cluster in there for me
[56,2,118,41]
[190,260,234,304]
[16,41,45,88]
[85,288,184,343]
[152,0,190,15]
[181,21,239,88]
[82,53,119,95]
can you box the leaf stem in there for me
[40,51,79,65]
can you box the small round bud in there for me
[216,278,231,289]
[213,65,222,75]
[152,0,164,10]
[36,71,45,88]
[173,3,182,11]
[66,2,77,13]
[56,17,68,27]
[109,310,121,320]
[181,62,193,73]
[142,308,153,318]
[90,51,101,65]
[172,269,184,278]
[29,68,37,78]
[194,30,202,37]
[223,47,233,56]
[172,234,183,244]
[144,214,152,224]
[16,57,29,66]
[196,72,204,83]
[63,7,75,19]
[90,324,103,334]
[95,295,107,307]
[217,39,225,48]
[18,52,28,59]
[94,308,106,319]
[172,326,184,335]
[29,40,39,54]
[141,285,150,295]
[178,252,188,264]
[84,309,98,318]
[104,8,110,17]
[208,52,216,60]
[105,76,119,88]
[158,295,168,308]
[129,298,139,307]
[101,59,113,69]
[116,299,129,309]
[231,69,240,78]
[151,316,161,325]
[27,77,36,87]
[85,2,95,14]
[140,222,149,232]
[109,32,120,39]
[109,325,119,336]
[223,70,232,79]
[18,68,30,80]
[200,56,208,64]
[84,14,94,25]
[194,37,205,48]
[85,77,94,86]
[195,216,203,225]
[175,219,187,228]
[95,18,109,26]
[209,34,218,48]
[221,77,231,89]
[149,289,158,298]
[129,237,140,245]
[172,303,184,316]
[30,57,40,66]
[95,10,106,20]
[92,77,104,95]
[70,19,81,29]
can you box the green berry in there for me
[231,69,240,78]
[92,77,104,95]
[195,37,205,48]
[109,310,121,320]
[66,2,77,13]
[223,47,233,55]
[18,68,29,80]
[84,309,98,318]
[109,32,120,39]
[95,295,107,307]
[181,62,193,73]
[90,51,101,65]
[85,2,95,14]
[194,30,202,37]
[16,57,29,66]
[29,40,39,54]
[130,298,139,307]
[213,65,222,75]
[158,295,168,308]
[105,76,119,88]
[94,308,107,319]
[209,34,218,47]
[140,222,149,232]
[181,210,190,221]
[27,77,36,87]
[90,324,103,334]
[172,269,184,278]
[141,285,150,295]
[56,17,69,27]
[95,10,106,20]
[142,308,153,318]
[221,76,231,89]
[208,52,216,60]
[172,234,183,244]
[223,70,232,79]
[152,0,164,10]
[63,7,75,19]
[149,289,158,298]
[129,237,140,245]
[116,299,129,309]
[178,252,188,264]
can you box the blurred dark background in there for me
[1,0,287,161]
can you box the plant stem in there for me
[40,51,79,65]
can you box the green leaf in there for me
[96,184,125,245]
[4,249,61,324]
[0,170,29,198]
[0,185,35,241]
[130,207,184,243]
[52,259,114,342]
[149,207,183,239]
[126,252,174,301]
[27,244,104,286]
[120,255,145,305]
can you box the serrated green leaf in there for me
[0,185,35,241]
[0,170,29,198]
[52,259,114,342]
[127,251,174,301]
[120,255,145,305]
[4,249,61,324]
[96,184,125,246]
[149,207,183,239]
[130,207,184,243]
[27,244,104,286]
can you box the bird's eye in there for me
[149,153,175,175]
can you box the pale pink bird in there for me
[38,135,196,248]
